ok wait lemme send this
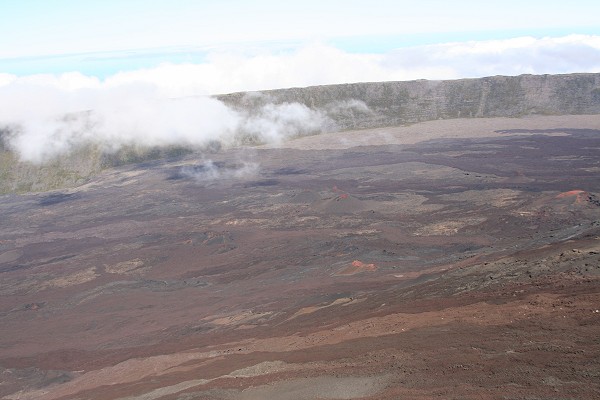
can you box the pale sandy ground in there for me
[264,115,600,150]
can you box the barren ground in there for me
[1,115,600,399]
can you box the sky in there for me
[1,0,600,81]
[4,0,598,57]
[1,0,599,163]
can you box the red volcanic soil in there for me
[556,189,586,198]
[556,189,589,204]
[1,117,600,399]
[335,260,378,275]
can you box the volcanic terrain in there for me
[1,111,600,398]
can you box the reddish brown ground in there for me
[556,190,589,204]
[1,116,600,399]
[335,260,378,275]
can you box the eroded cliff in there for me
[1,73,599,193]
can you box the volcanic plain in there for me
[1,114,600,399]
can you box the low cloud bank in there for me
[1,35,598,163]
[0,88,334,163]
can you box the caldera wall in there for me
[2,73,599,193]
[218,73,600,130]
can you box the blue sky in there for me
[1,0,600,78]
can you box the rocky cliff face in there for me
[1,73,599,193]
[218,73,600,130]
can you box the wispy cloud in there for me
[1,35,599,163]
[4,35,599,94]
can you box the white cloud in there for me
[240,102,333,145]
[1,35,599,163]
[386,35,600,78]
[178,160,260,182]
[5,35,599,96]
[0,73,16,86]
[0,82,332,163]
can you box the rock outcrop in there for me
[218,73,600,130]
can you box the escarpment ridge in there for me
[218,72,600,130]
[1,72,599,193]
